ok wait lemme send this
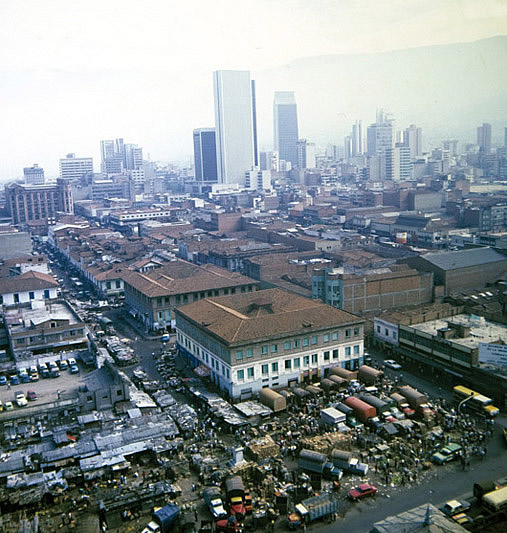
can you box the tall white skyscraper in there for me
[404,124,423,159]
[273,91,299,168]
[213,70,256,186]
[366,110,393,155]
[59,153,94,182]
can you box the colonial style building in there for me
[175,288,365,399]
[123,260,259,331]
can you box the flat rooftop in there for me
[410,314,507,349]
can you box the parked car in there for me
[59,359,69,371]
[384,360,402,370]
[39,364,50,379]
[15,392,28,407]
[4,401,14,411]
[440,499,471,516]
[0,375,7,386]
[30,371,39,382]
[26,390,38,401]
[348,483,378,501]
[67,357,77,367]
[432,443,462,464]
[69,364,79,374]
[10,375,20,386]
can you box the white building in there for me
[175,288,365,399]
[245,169,271,191]
[0,271,59,306]
[59,153,94,182]
[296,139,316,169]
[213,70,256,186]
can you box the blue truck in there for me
[142,503,179,533]
[298,449,343,481]
[288,493,338,529]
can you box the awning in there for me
[194,364,211,378]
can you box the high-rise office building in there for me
[213,70,256,186]
[100,138,142,174]
[351,120,363,156]
[404,124,423,159]
[124,144,143,170]
[193,128,218,182]
[59,153,94,182]
[386,146,411,181]
[273,91,299,168]
[477,123,492,154]
[366,110,393,155]
[442,140,459,157]
[296,139,316,169]
[23,164,45,185]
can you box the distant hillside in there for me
[255,36,507,147]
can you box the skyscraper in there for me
[351,120,363,156]
[366,110,393,155]
[296,139,316,169]
[213,70,256,186]
[477,123,492,154]
[273,91,299,167]
[193,128,218,182]
[59,153,94,182]
[386,146,411,181]
[404,124,423,159]
[124,144,143,170]
[23,164,45,185]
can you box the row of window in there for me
[235,327,361,360]
[155,285,254,307]
[0,289,52,305]
[15,328,85,345]
[376,325,397,339]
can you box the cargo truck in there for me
[330,366,357,381]
[141,503,179,533]
[344,396,376,423]
[320,407,346,426]
[398,385,428,410]
[224,476,246,518]
[358,394,393,414]
[298,449,343,481]
[203,487,227,519]
[358,365,383,385]
[287,493,338,529]
[259,388,286,412]
[330,449,369,476]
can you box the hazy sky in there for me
[1,0,506,179]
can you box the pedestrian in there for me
[61,512,66,526]
[7,382,11,390]
[194,509,198,521]
[68,512,72,525]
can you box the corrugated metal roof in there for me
[421,247,507,271]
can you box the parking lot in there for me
[0,363,88,410]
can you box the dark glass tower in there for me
[273,91,299,167]
[193,128,218,182]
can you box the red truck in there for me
[345,396,376,423]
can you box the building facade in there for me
[59,153,94,182]
[273,91,299,168]
[124,260,259,330]
[23,164,45,185]
[193,128,218,182]
[0,271,58,306]
[5,179,74,225]
[213,70,256,186]
[296,139,316,169]
[175,288,365,399]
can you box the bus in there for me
[453,385,499,418]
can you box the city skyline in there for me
[0,1,506,179]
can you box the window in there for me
[14,293,19,303]
[16,338,25,344]
[393,331,397,339]
[285,359,291,370]
[345,329,351,338]
[237,369,245,381]
[183,294,188,303]
[323,333,330,342]
[164,296,170,304]
[324,351,330,361]
[345,347,351,356]
[106,281,111,290]
[271,344,278,353]
[28,291,35,300]
[303,338,309,347]
[70,330,76,336]
[262,364,269,375]
[271,362,278,373]
[311,336,318,345]
[247,367,254,378]
[261,345,268,355]
[87,395,93,402]
[294,339,300,348]
[311,353,318,364]
[332,332,339,340]
[293,357,300,368]
[236,351,243,361]
[385,328,389,336]
[284,341,291,350]
[175,295,181,303]
[303,355,310,366]
[354,345,360,355]
[117,389,123,396]
[377,325,381,333]
[354,327,360,336]
[332,349,338,360]
[157,298,162,306]
[116,280,121,289]
[246,348,253,358]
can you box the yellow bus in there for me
[453,385,499,417]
